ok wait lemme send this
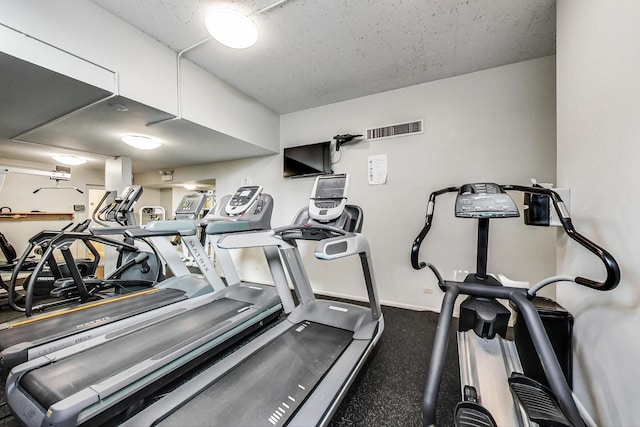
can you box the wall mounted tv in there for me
[283,141,333,178]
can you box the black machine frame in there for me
[411,183,620,427]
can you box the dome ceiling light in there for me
[51,154,88,166]
[121,134,162,150]
[204,0,293,49]
[205,8,258,49]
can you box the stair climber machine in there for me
[410,183,620,427]
[5,186,291,427]
[122,173,384,427]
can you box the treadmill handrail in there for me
[274,223,349,237]
[217,229,295,250]
[314,233,365,260]
[125,227,196,238]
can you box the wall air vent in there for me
[366,119,423,141]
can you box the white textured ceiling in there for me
[0,0,556,175]
[89,0,556,114]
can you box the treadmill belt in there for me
[0,288,187,350]
[158,322,353,427]
[21,298,250,409]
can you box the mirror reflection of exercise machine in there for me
[92,185,144,227]
[138,206,166,225]
[411,183,620,427]
[5,220,99,309]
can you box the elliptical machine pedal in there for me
[455,401,497,427]
[454,385,497,427]
[508,373,573,427]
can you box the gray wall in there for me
[557,1,640,424]
[203,56,558,311]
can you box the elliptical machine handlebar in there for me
[502,184,620,291]
[413,182,622,427]
[411,184,620,293]
[411,187,459,276]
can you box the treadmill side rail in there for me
[289,338,379,427]
[217,229,294,250]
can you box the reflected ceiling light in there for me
[184,184,198,190]
[52,154,88,166]
[205,8,258,49]
[121,134,162,150]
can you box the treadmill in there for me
[5,186,290,427]
[0,187,276,377]
[0,191,217,376]
[123,173,384,427]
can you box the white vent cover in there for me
[366,119,423,141]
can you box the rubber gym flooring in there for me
[0,298,460,426]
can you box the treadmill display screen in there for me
[315,176,347,199]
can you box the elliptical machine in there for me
[411,183,620,427]
[8,186,162,315]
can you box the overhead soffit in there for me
[0,52,275,173]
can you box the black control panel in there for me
[455,183,520,218]
[309,174,349,221]
[175,193,206,220]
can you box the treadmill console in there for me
[455,183,520,219]
[225,186,263,216]
[175,193,206,220]
[201,186,273,233]
[309,174,349,221]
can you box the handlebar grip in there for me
[502,184,621,291]
[274,224,348,237]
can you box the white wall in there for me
[0,0,279,152]
[556,1,640,424]
[0,158,104,255]
[196,57,558,311]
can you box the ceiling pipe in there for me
[147,0,294,128]
[249,0,292,16]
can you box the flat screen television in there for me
[283,141,333,178]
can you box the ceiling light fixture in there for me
[205,8,258,49]
[52,154,88,166]
[204,0,292,50]
[148,0,293,128]
[121,134,162,150]
[184,184,198,190]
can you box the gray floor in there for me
[0,297,460,426]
